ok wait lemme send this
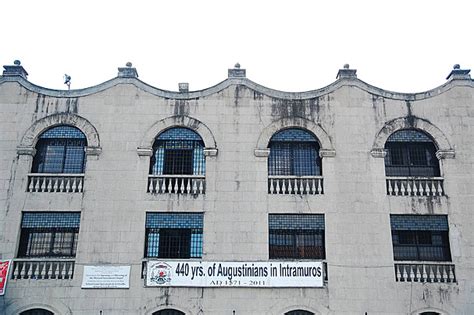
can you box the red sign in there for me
[0,260,11,296]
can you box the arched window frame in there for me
[31,125,87,174]
[20,308,55,315]
[267,128,322,177]
[149,127,205,176]
[285,310,315,315]
[384,129,440,177]
[152,309,186,315]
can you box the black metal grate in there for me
[145,213,203,258]
[268,128,321,176]
[269,214,325,259]
[32,126,87,174]
[18,212,80,258]
[150,127,205,175]
[384,129,440,177]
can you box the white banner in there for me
[82,265,131,289]
[146,261,323,287]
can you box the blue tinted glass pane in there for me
[270,128,317,142]
[269,214,325,230]
[22,212,81,228]
[40,126,86,140]
[387,129,433,143]
[158,127,203,141]
[390,215,448,231]
[146,213,203,228]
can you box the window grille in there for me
[269,214,325,259]
[18,212,80,258]
[150,127,205,175]
[384,129,439,177]
[268,128,321,176]
[390,215,451,261]
[32,126,87,174]
[145,213,203,259]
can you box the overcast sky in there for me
[1,0,472,93]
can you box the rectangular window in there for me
[18,212,81,258]
[390,215,451,261]
[145,212,203,259]
[269,214,325,259]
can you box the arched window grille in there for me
[20,309,54,315]
[152,309,185,315]
[384,129,440,177]
[285,310,315,315]
[268,128,321,176]
[32,125,87,174]
[150,127,205,176]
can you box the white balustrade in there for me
[386,177,444,196]
[148,175,205,194]
[11,259,75,280]
[394,263,455,283]
[268,176,324,195]
[27,174,84,193]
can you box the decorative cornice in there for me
[1,70,472,101]
[137,147,153,157]
[319,149,336,158]
[370,148,387,158]
[436,149,455,160]
[203,148,218,157]
[17,146,36,156]
[254,148,270,157]
[85,146,102,156]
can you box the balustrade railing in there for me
[386,177,444,196]
[394,263,455,283]
[147,175,205,194]
[268,176,323,195]
[11,259,75,280]
[27,174,84,193]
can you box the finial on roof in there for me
[3,59,28,79]
[228,62,246,78]
[446,64,470,80]
[336,64,357,79]
[117,62,138,78]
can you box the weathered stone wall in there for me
[0,64,473,315]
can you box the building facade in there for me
[0,61,473,314]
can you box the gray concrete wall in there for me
[0,65,473,315]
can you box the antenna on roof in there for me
[64,74,71,90]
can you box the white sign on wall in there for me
[82,265,131,289]
[146,261,323,288]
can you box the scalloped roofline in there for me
[0,73,472,100]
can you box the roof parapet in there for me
[2,60,28,79]
[446,64,471,80]
[118,62,138,78]
[336,64,357,79]
[228,62,246,78]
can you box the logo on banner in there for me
[149,262,172,285]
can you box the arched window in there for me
[150,127,205,176]
[152,309,185,315]
[20,309,54,315]
[32,125,87,174]
[384,129,439,177]
[148,127,205,194]
[268,128,321,176]
[420,312,440,315]
[285,310,314,315]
